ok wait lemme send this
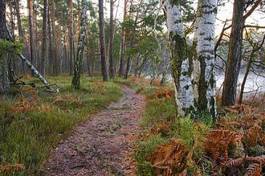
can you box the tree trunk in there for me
[41,0,49,76]
[28,0,35,73]
[163,0,195,116]
[50,0,59,75]
[238,55,253,104]
[222,0,245,106]
[196,0,217,118]
[72,0,88,89]
[15,0,23,39]
[98,0,109,81]
[67,0,74,75]
[0,0,10,93]
[109,0,115,79]
[118,0,127,77]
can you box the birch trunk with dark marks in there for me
[0,0,10,93]
[5,26,55,92]
[163,0,195,116]
[99,0,109,81]
[67,0,74,75]
[222,0,245,106]
[196,0,217,118]
[109,0,115,79]
[41,0,49,75]
[72,0,88,89]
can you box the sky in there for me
[19,0,265,35]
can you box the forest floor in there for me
[42,86,145,176]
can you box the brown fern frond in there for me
[244,163,261,176]
[0,164,25,173]
[147,138,189,175]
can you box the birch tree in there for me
[72,0,88,89]
[196,0,217,117]
[162,0,195,116]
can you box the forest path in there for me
[42,86,145,176]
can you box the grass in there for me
[0,76,122,176]
[124,78,212,176]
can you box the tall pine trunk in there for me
[41,0,49,75]
[222,0,245,106]
[118,0,127,77]
[109,0,115,79]
[163,0,195,116]
[28,0,35,73]
[72,0,88,89]
[0,0,9,93]
[67,0,74,75]
[98,0,109,81]
[196,0,217,118]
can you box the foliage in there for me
[0,76,122,175]
[0,40,23,58]
[131,78,265,176]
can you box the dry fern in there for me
[147,139,189,176]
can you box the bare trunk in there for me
[98,0,109,81]
[109,0,115,79]
[163,0,195,116]
[28,0,35,73]
[196,0,217,118]
[72,0,88,89]
[67,0,74,75]
[41,0,49,75]
[118,0,127,77]
[0,0,10,93]
[222,0,245,106]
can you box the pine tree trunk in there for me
[109,0,115,79]
[118,0,127,77]
[163,0,195,116]
[28,0,35,72]
[222,0,245,106]
[67,0,74,75]
[196,0,217,118]
[72,0,88,89]
[41,0,49,75]
[15,0,23,39]
[98,0,109,81]
[50,0,59,75]
[0,0,10,94]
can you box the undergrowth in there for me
[0,76,122,176]
[130,77,265,176]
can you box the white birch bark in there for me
[162,0,195,116]
[196,0,217,117]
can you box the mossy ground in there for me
[0,76,122,176]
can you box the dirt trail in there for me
[42,86,145,176]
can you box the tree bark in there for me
[41,0,49,76]
[118,0,127,77]
[72,0,88,89]
[196,0,218,118]
[98,0,109,81]
[67,0,74,75]
[15,0,23,39]
[0,0,10,93]
[163,0,195,116]
[28,0,35,72]
[50,0,59,75]
[109,0,115,79]
[222,0,245,106]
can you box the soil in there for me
[41,86,145,176]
